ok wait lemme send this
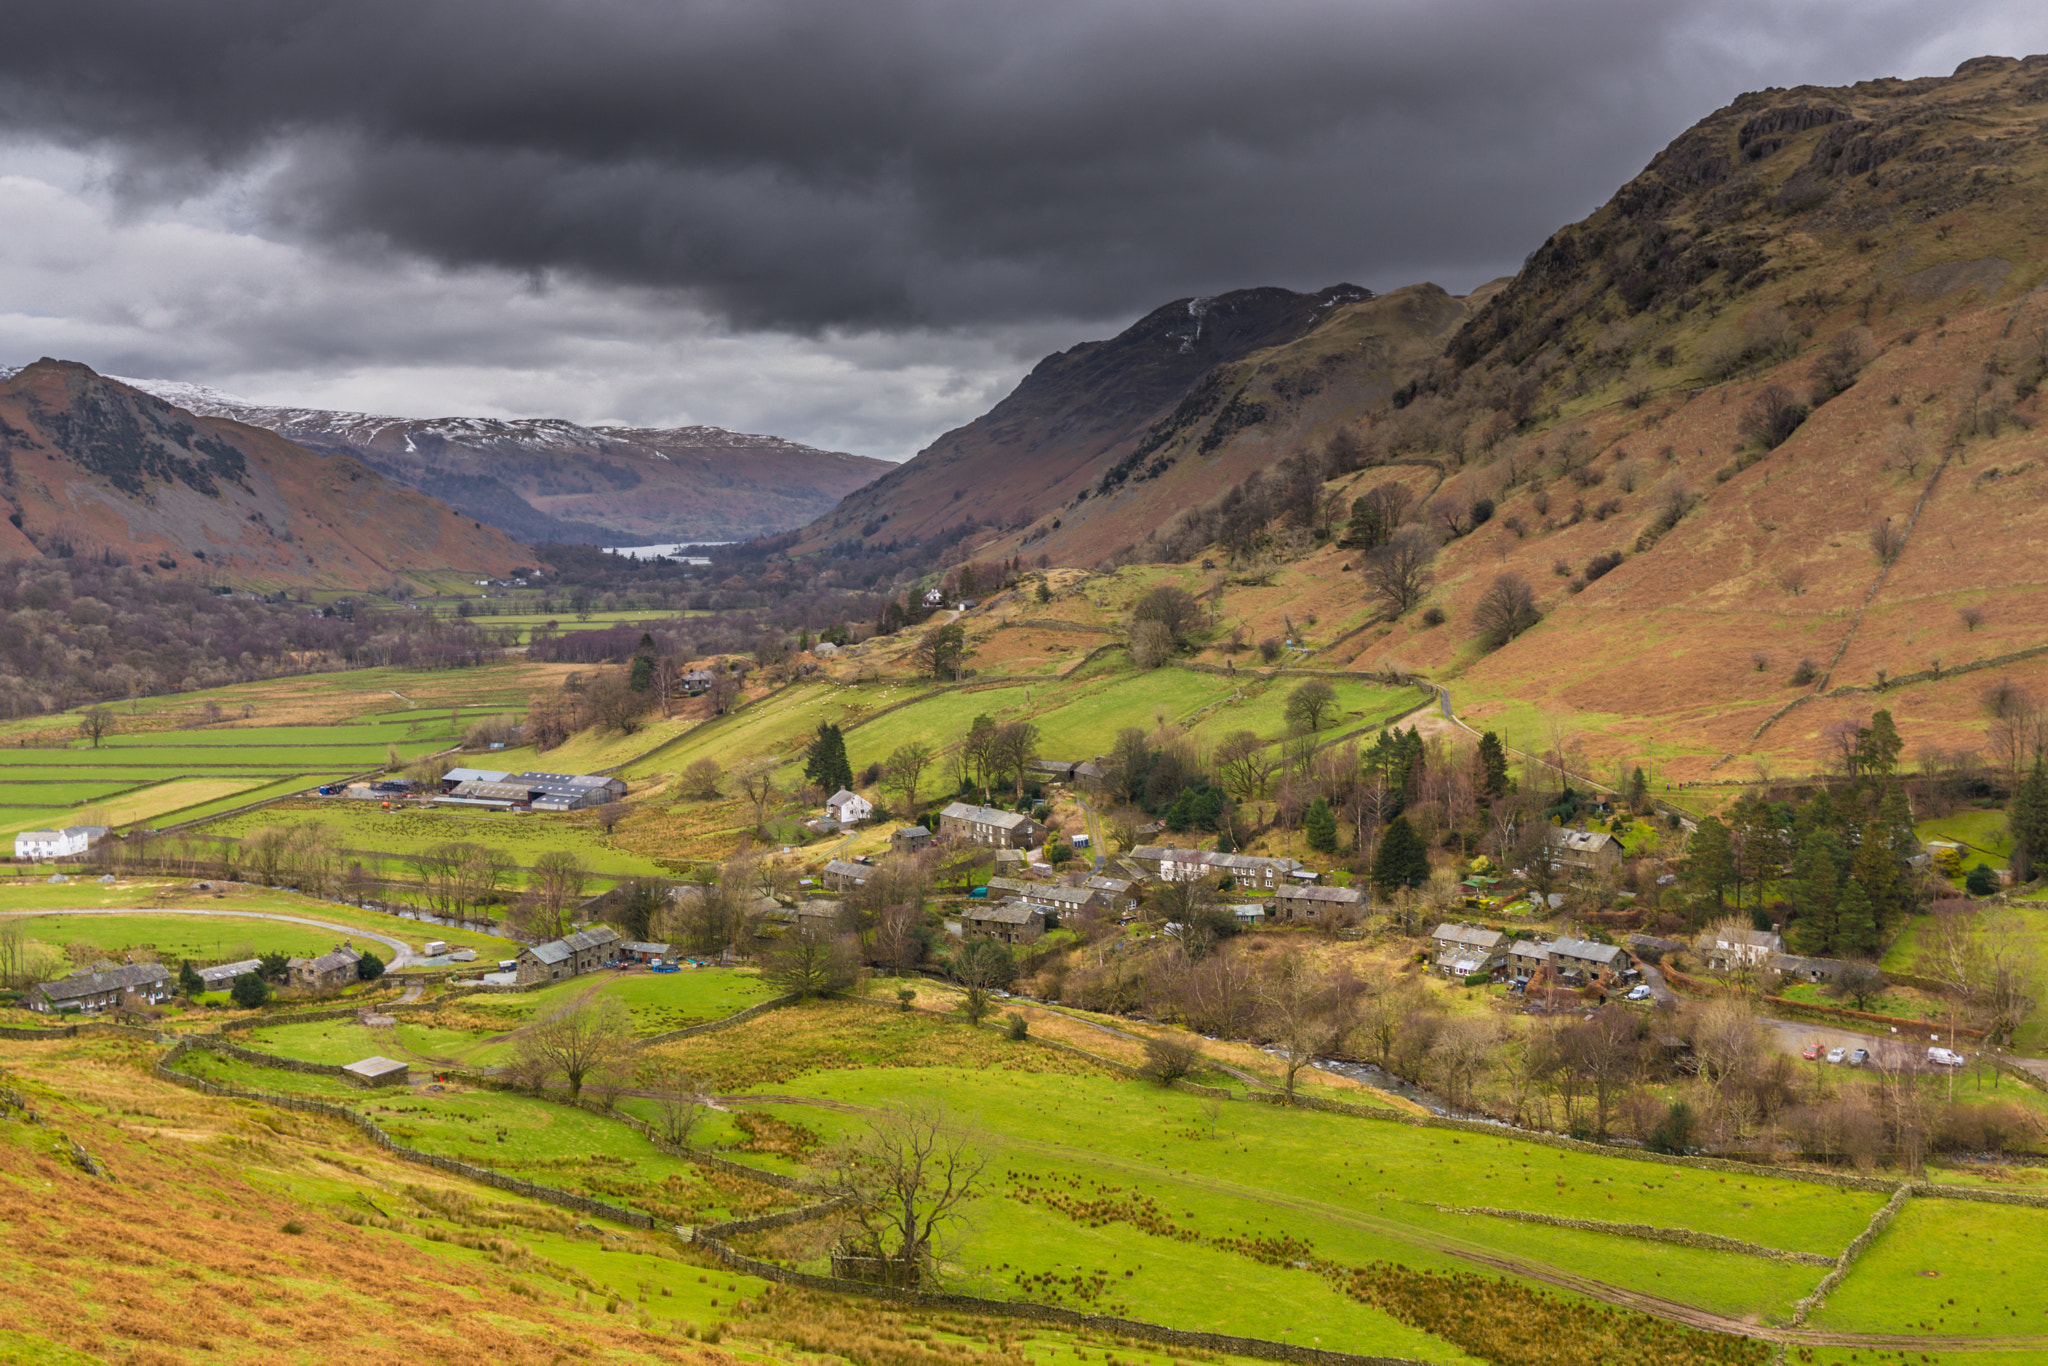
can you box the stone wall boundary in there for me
[637,994,803,1048]
[1791,1184,1912,1326]
[153,1040,655,1228]
[692,1233,1428,1366]
[1430,1203,1833,1265]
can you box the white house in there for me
[13,826,106,861]
[825,789,873,824]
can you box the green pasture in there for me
[843,686,1040,769]
[1807,1196,2048,1335]
[1886,898,2048,1050]
[1177,676,1426,747]
[0,884,525,958]
[197,801,670,877]
[1917,809,2014,869]
[0,911,345,962]
[170,1049,781,1224]
[726,1058,1837,1332]
[625,679,929,780]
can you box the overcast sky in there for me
[0,1,2041,461]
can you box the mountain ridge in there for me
[0,368,895,547]
[0,359,531,588]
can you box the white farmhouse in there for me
[825,789,873,824]
[13,826,107,861]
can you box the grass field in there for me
[0,879,528,959]
[1917,809,2014,869]
[197,800,672,878]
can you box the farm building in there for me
[825,789,873,823]
[984,877,1102,918]
[1128,846,1303,890]
[433,770,626,812]
[1548,828,1623,878]
[1510,935,1625,985]
[1082,875,1136,913]
[343,1056,410,1088]
[1699,925,1784,973]
[822,858,873,892]
[1271,884,1366,923]
[679,668,717,695]
[962,900,1046,945]
[196,958,263,991]
[12,826,108,861]
[289,943,363,990]
[513,925,622,986]
[26,963,176,1014]
[938,802,1047,849]
[890,826,932,855]
[1430,923,1506,979]
[621,941,671,963]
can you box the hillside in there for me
[0,361,529,590]
[116,378,892,546]
[811,54,2048,782]
[801,282,1492,565]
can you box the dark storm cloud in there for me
[0,0,2036,330]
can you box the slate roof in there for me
[940,801,1037,830]
[197,958,263,985]
[1431,923,1505,950]
[823,858,872,881]
[964,900,1041,925]
[1276,884,1364,904]
[34,963,173,1002]
[1544,935,1622,965]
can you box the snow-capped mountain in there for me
[47,373,893,545]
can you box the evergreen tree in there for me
[178,959,204,997]
[1853,710,1904,784]
[1834,877,1879,957]
[1625,765,1649,812]
[798,626,811,652]
[1370,815,1431,896]
[803,722,854,794]
[1476,731,1510,801]
[2010,754,2048,883]
[1682,816,1735,919]
[628,632,657,692]
[1304,797,1339,854]
[1966,863,2000,897]
[1849,819,1907,943]
[230,972,271,1009]
[1787,829,1847,954]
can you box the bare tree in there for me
[77,707,113,748]
[682,757,723,799]
[736,760,780,836]
[526,850,588,941]
[1284,680,1338,733]
[818,1100,992,1286]
[1258,949,1359,1099]
[1471,573,1541,651]
[762,922,861,998]
[646,1064,707,1149]
[884,740,936,811]
[509,996,636,1100]
[1427,1016,1501,1112]
[1212,729,1277,802]
[1360,527,1437,618]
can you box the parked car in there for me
[1802,1043,1822,1060]
[1848,1048,1870,1067]
[1826,1047,1848,1064]
[1626,984,1652,1001]
[1928,1046,1967,1068]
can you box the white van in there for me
[1927,1046,1967,1068]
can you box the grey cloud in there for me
[5,0,2041,332]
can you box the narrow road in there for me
[1072,793,1106,873]
[0,906,416,968]
[1636,958,1679,1007]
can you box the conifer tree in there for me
[1681,816,1734,924]
[1370,815,1430,896]
[1834,877,1879,956]
[1304,797,1339,854]
[804,721,853,794]
[1787,829,1846,954]
[2010,754,2048,883]
[1625,765,1649,812]
[178,959,204,997]
[1476,731,1510,801]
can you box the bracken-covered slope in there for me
[1309,54,2048,778]
[116,378,892,546]
[801,282,1488,566]
[0,360,530,588]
